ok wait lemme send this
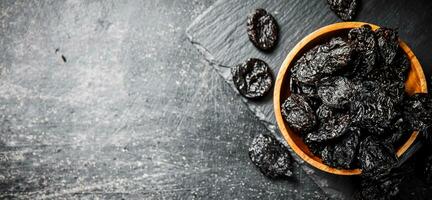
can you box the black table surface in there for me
[0,0,431,199]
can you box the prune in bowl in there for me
[273,22,427,175]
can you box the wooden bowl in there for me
[273,22,428,175]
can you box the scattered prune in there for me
[348,25,378,76]
[290,37,352,84]
[321,127,360,169]
[318,76,355,108]
[281,94,317,134]
[358,136,398,179]
[247,8,279,51]
[248,134,293,178]
[376,27,399,65]
[327,0,358,21]
[231,58,273,99]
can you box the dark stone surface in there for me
[0,0,327,199]
[187,0,432,199]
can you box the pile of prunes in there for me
[281,25,432,199]
[239,7,432,200]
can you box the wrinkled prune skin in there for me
[289,78,317,97]
[321,127,360,169]
[289,78,322,110]
[318,76,355,108]
[306,113,351,143]
[247,8,279,51]
[384,117,413,148]
[291,37,352,84]
[376,27,399,65]
[248,134,293,178]
[389,49,410,82]
[327,0,358,21]
[316,104,334,122]
[349,80,399,135]
[358,137,398,179]
[304,137,325,156]
[355,166,408,200]
[281,94,317,134]
[350,95,397,135]
[402,93,432,131]
[231,58,273,99]
[348,25,378,77]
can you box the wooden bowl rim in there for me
[273,22,428,175]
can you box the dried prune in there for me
[327,0,358,21]
[358,136,398,179]
[279,26,430,175]
[348,25,378,76]
[290,37,352,84]
[248,134,293,178]
[318,76,355,108]
[384,117,412,148]
[289,78,317,97]
[402,93,432,131]
[281,94,317,134]
[321,127,360,169]
[376,27,399,65]
[355,166,408,200]
[304,137,325,156]
[247,8,279,51]
[231,58,273,99]
[306,113,351,143]
[390,49,410,81]
[350,85,398,135]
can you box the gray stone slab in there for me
[0,0,327,199]
[187,0,432,199]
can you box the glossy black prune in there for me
[402,93,432,131]
[358,137,398,179]
[318,76,355,108]
[384,117,413,148]
[356,166,407,200]
[348,25,378,76]
[289,78,317,97]
[321,127,360,169]
[376,27,399,65]
[306,113,351,143]
[248,134,293,178]
[350,91,398,135]
[290,37,352,84]
[247,8,279,51]
[390,49,410,82]
[281,94,317,134]
[327,0,358,21]
[231,58,273,99]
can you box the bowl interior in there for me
[274,22,428,175]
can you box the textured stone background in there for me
[0,0,326,199]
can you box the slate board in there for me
[187,0,432,199]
